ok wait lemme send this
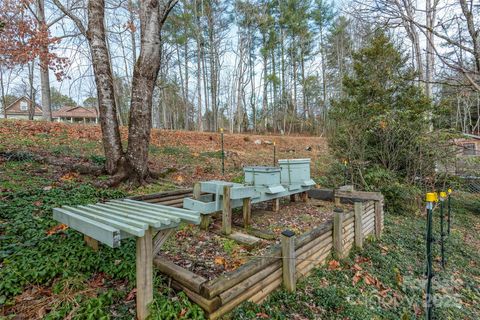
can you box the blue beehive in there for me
[243,166,285,194]
[278,158,316,188]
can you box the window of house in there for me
[20,101,28,111]
[463,143,476,156]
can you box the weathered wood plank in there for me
[333,210,344,258]
[202,220,333,299]
[354,201,363,249]
[222,185,232,235]
[153,257,207,293]
[374,200,383,238]
[296,247,331,279]
[136,228,153,320]
[296,235,332,268]
[219,261,282,305]
[84,235,99,251]
[171,280,221,313]
[228,232,261,248]
[335,190,384,202]
[208,269,283,320]
[281,230,296,292]
[129,189,193,201]
[272,198,280,212]
[242,198,251,227]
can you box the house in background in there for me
[4,96,43,120]
[52,106,99,124]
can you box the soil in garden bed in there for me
[158,197,352,280]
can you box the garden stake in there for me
[425,192,436,320]
[343,160,348,186]
[220,128,225,175]
[447,188,452,235]
[273,142,276,166]
[439,192,447,269]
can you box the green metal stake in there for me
[273,142,276,166]
[447,189,452,235]
[343,160,348,186]
[220,128,225,175]
[440,192,446,269]
[425,193,436,320]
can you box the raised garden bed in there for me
[134,189,384,319]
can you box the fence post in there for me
[374,200,383,238]
[222,185,232,235]
[354,201,363,250]
[333,208,344,258]
[281,230,296,292]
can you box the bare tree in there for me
[54,0,177,184]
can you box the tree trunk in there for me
[87,0,124,174]
[37,0,52,121]
[0,69,7,119]
[124,0,174,184]
[28,61,35,120]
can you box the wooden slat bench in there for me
[53,199,201,320]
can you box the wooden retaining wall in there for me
[152,194,384,319]
[130,189,193,208]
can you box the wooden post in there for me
[222,185,232,235]
[243,198,251,228]
[333,208,344,258]
[272,198,280,212]
[290,194,296,202]
[136,228,153,320]
[194,183,210,230]
[193,182,201,199]
[301,192,308,203]
[354,201,363,250]
[374,200,382,238]
[84,235,99,251]
[281,230,296,292]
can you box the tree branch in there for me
[51,0,87,37]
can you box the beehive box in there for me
[278,158,316,187]
[243,166,285,194]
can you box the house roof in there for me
[5,96,43,116]
[52,106,98,119]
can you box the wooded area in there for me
[1,0,479,135]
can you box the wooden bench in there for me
[53,199,201,320]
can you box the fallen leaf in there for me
[214,256,226,266]
[125,288,137,301]
[179,308,188,317]
[328,259,340,270]
[352,264,362,271]
[60,172,79,181]
[352,271,362,285]
[46,224,68,235]
[256,312,270,319]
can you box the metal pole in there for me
[440,192,446,269]
[343,160,348,186]
[273,142,276,166]
[425,193,436,320]
[447,188,452,235]
[220,128,224,175]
